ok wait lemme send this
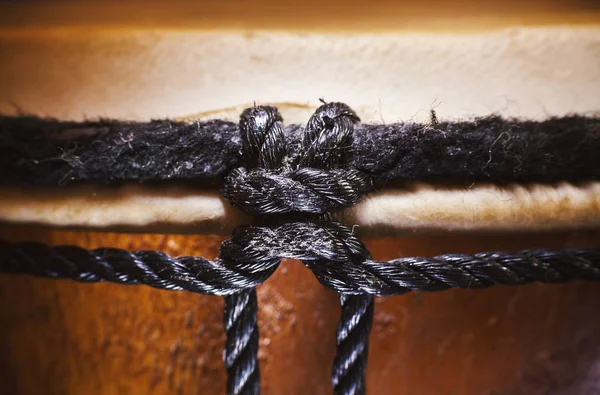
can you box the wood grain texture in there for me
[1,226,599,394]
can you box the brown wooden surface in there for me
[1,0,598,32]
[1,226,599,394]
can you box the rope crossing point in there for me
[1,102,600,395]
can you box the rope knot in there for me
[219,102,373,395]
[222,102,372,215]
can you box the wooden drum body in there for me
[1,1,600,394]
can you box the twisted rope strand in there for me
[332,294,374,395]
[294,102,374,395]
[224,289,260,395]
[219,105,291,395]
[0,240,244,294]
[3,240,600,296]
[222,167,371,215]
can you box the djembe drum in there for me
[1,1,600,394]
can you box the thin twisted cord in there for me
[3,238,600,296]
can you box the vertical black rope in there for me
[223,289,260,395]
[298,102,375,395]
[332,294,374,395]
[221,105,287,395]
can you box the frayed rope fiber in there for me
[1,113,599,187]
[2,102,600,395]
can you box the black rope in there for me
[290,103,374,394]
[219,105,288,395]
[3,240,600,296]
[223,102,375,394]
[2,102,600,394]
[332,294,374,395]
[0,240,261,295]
[224,289,260,395]
[1,113,599,186]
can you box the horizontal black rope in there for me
[1,114,599,186]
[0,239,278,296]
[2,238,599,296]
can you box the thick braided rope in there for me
[3,114,600,186]
[3,237,600,295]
